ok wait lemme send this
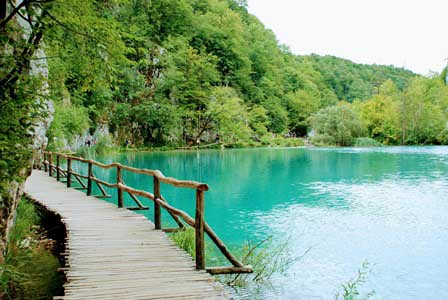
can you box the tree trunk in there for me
[0,168,31,263]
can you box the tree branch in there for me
[44,10,97,39]
[0,0,30,29]
[0,10,46,89]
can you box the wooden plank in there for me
[87,162,92,196]
[93,171,109,197]
[72,173,87,189]
[195,189,205,269]
[56,155,60,181]
[24,171,228,300]
[116,165,123,208]
[153,176,161,229]
[127,206,149,211]
[206,266,253,275]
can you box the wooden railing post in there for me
[87,162,93,196]
[48,153,53,177]
[43,152,48,172]
[153,176,161,230]
[39,151,251,274]
[56,154,60,181]
[117,165,123,208]
[195,189,205,269]
[67,158,72,188]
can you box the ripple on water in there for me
[90,146,448,300]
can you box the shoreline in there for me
[71,140,448,158]
[116,143,448,155]
[117,141,310,154]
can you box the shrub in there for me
[353,137,382,147]
[310,103,365,146]
[169,230,300,288]
[258,135,305,147]
[0,198,63,300]
[218,236,302,287]
[272,137,305,147]
[47,103,90,150]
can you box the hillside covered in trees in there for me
[43,0,448,150]
[2,0,448,297]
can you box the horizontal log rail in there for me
[42,151,252,274]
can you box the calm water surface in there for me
[81,146,448,299]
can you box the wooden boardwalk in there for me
[25,170,229,300]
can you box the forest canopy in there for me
[41,0,448,149]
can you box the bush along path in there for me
[0,197,65,300]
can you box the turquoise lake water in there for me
[77,146,448,299]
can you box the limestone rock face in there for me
[54,124,111,152]
[16,1,54,167]
[0,1,53,261]
[31,47,53,168]
[72,125,111,151]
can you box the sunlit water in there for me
[73,146,448,299]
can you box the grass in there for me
[334,261,376,300]
[0,198,64,300]
[169,228,196,259]
[219,236,303,287]
[225,136,305,149]
[168,229,301,288]
[120,136,306,153]
[170,228,378,300]
[353,137,382,147]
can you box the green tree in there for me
[354,80,401,144]
[132,101,181,145]
[208,87,252,143]
[0,0,128,263]
[248,105,269,137]
[287,90,320,136]
[306,54,416,102]
[192,0,252,89]
[265,103,289,134]
[47,104,90,150]
[155,37,220,141]
[398,77,446,144]
[310,103,365,146]
[46,0,130,123]
[1,0,53,263]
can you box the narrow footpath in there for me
[25,170,228,300]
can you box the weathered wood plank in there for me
[25,171,229,300]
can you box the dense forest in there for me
[39,0,448,150]
[0,0,447,214]
[1,0,448,297]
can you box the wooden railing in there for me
[42,151,252,275]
